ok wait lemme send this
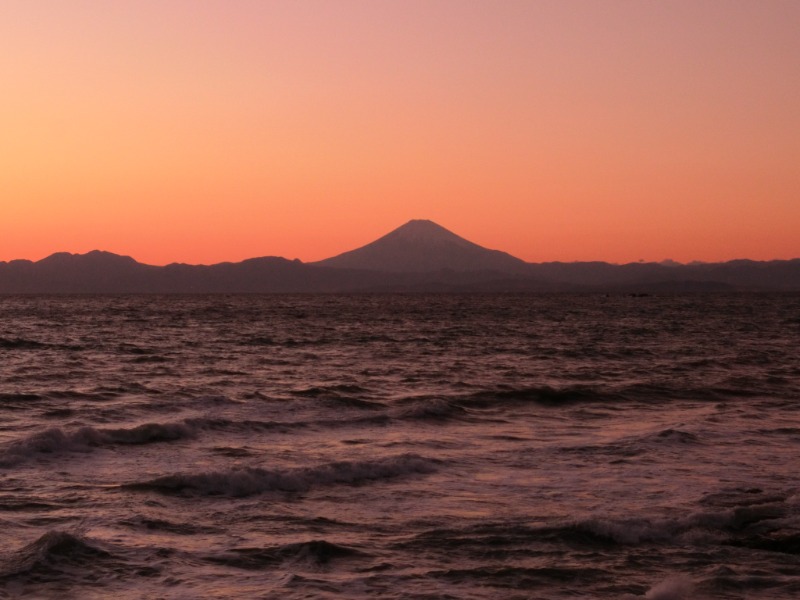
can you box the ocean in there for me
[0,293,798,599]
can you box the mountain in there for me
[0,253,354,294]
[0,250,148,293]
[1,221,799,293]
[312,220,529,274]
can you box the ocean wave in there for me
[402,493,795,558]
[430,565,608,588]
[0,530,113,579]
[0,337,83,351]
[184,416,301,433]
[0,499,58,512]
[646,428,700,444]
[312,414,392,429]
[125,453,438,497]
[320,396,387,410]
[756,427,800,436]
[645,575,694,600]
[547,426,705,463]
[0,413,351,467]
[0,529,162,588]
[291,384,372,398]
[457,382,773,408]
[243,335,277,346]
[1,427,103,464]
[570,501,791,546]
[729,531,800,555]
[206,539,364,570]
[0,421,197,465]
[192,394,241,405]
[570,516,705,545]
[131,354,170,364]
[704,571,800,595]
[120,516,223,536]
[45,390,113,401]
[0,392,43,403]
[699,486,789,508]
[463,385,604,407]
[103,422,197,444]
[0,337,49,350]
[116,343,159,355]
[393,397,470,421]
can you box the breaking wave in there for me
[0,422,197,465]
[645,575,694,600]
[0,530,114,579]
[400,489,798,559]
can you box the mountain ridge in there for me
[1,220,799,292]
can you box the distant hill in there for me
[0,252,369,294]
[1,220,799,293]
[312,219,529,273]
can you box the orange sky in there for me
[2,1,799,265]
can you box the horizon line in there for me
[2,219,798,267]
[3,247,798,269]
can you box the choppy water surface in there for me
[1,294,799,599]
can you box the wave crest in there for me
[125,453,438,497]
[0,531,112,579]
[0,422,197,465]
[207,539,364,570]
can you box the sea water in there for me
[0,294,798,599]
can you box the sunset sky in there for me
[2,1,799,265]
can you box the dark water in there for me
[0,294,799,599]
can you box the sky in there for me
[2,1,799,265]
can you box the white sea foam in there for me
[645,574,694,600]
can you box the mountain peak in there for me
[398,219,447,230]
[37,250,138,266]
[313,220,528,273]
[381,220,470,245]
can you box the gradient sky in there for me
[2,1,799,265]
